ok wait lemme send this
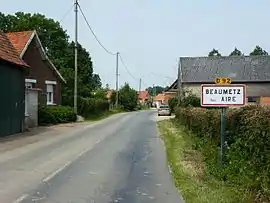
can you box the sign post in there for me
[201,78,246,167]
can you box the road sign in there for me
[201,84,246,107]
[215,77,231,84]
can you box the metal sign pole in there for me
[220,107,226,167]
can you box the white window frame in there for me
[45,81,57,105]
[45,80,57,85]
[25,78,36,89]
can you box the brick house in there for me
[137,90,149,104]
[0,32,29,136]
[153,92,176,108]
[167,56,270,105]
[6,30,66,105]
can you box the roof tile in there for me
[5,31,33,55]
[0,32,28,67]
[138,90,149,100]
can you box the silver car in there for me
[157,105,171,116]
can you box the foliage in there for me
[168,97,178,112]
[181,93,201,107]
[174,106,270,200]
[0,12,102,107]
[208,48,222,56]
[158,120,252,203]
[38,105,76,125]
[91,88,107,100]
[250,45,268,56]
[119,83,138,111]
[78,97,109,118]
[229,47,243,56]
[147,86,165,96]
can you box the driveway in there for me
[0,110,183,203]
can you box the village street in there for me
[0,110,182,203]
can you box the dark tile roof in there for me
[180,56,270,83]
[0,32,28,68]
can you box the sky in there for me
[2,0,270,90]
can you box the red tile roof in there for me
[107,90,112,99]
[5,31,33,55]
[138,90,149,100]
[0,32,28,67]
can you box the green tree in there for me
[119,83,138,111]
[229,47,243,56]
[250,45,268,56]
[0,12,102,107]
[208,48,222,56]
[146,86,165,96]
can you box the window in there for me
[45,80,57,105]
[25,82,33,89]
[247,96,259,103]
[25,79,36,89]
[46,84,54,105]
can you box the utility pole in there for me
[139,78,142,92]
[153,84,156,97]
[115,52,119,108]
[74,0,78,114]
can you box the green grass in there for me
[85,108,125,121]
[157,119,253,203]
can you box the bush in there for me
[181,93,201,107]
[168,97,178,113]
[175,106,270,199]
[78,97,109,118]
[38,105,76,125]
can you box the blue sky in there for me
[2,0,270,90]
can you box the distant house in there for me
[5,30,66,105]
[153,92,176,108]
[137,90,149,104]
[0,32,29,136]
[167,56,270,105]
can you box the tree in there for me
[208,48,222,56]
[250,45,268,56]
[146,86,165,96]
[119,83,138,111]
[0,12,102,107]
[229,48,243,56]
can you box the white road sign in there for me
[201,84,246,107]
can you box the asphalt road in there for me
[0,110,183,203]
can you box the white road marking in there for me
[42,161,72,182]
[12,194,28,203]
[42,138,103,183]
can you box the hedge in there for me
[78,97,109,118]
[175,105,270,200]
[38,105,77,125]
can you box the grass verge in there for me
[85,108,125,121]
[157,119,253,203]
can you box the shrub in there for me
[38,105,76,125]
[168,97,178,113]
[78,97,109,118]
[175,106,270,199]
[181,93,201,107]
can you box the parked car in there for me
[157,105,171,116]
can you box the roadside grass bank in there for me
[158,119,253,203]
[85,108,125,121]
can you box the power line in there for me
[78,4,116,55]
[59,4,74,23]
[118,53,139,81]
